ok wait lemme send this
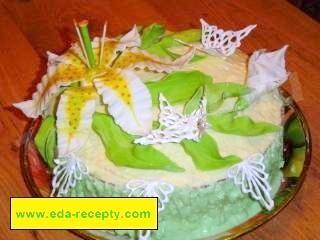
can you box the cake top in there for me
[14,19,289,210]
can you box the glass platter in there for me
[20,90,311,240]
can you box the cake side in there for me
[66,130,283,240]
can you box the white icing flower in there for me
[200,18,256,56]
[50,153,88,197]
[134,93,209,145]
[227,153,274,210]
[246,45,288,102]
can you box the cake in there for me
[14,19,289,240]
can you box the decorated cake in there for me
[14,19,290,239]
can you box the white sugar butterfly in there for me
[134,93,209,145]
[200,18,256,56]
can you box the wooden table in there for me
[0,0,319,239]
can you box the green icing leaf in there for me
[166,29,201,43]
[207,112,280,136]
[146,71,212,105]
[182,133,241,170]
[144,28,204,62]
[34,116,56,168]
[141,23,165,49]
[205,82,251,112]
[234,97,250,111]
[92,112,184,172]
[184,86,204,114]
[190,54,207,63]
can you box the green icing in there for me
[184,82,251,114]
[205,82,251,112]
[66,132,284,240]
[208,112,280,136]
[182,133,241,170]
[34,116,56,168]
[92,112,184,172]
[183,86,204,115]
[234,97,250,111]
[141,24,204,62]
[146,71,212,105]
[166,29,201,43]
[141,23,165,49]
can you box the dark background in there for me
[289,0,320,21]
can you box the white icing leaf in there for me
[227,153,274,210]
[94,68,152,135]
[113,47,195,73]
[56,87,97,157]
[134,93,209,145]
[200,18,256,56]
[246,45,288,102]
[50,153,88,197]
[126,179,174,212]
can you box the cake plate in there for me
[20,90,311,240]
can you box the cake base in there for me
[67,131,283,240]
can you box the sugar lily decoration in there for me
[200,18,256,56]
[135,93,209,145]
[13,20,195,135]
[13,20,194,195]
[126,179,174,240]
[227,153,274,210]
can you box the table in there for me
[0,0,319,239]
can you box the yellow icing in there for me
[64,87,96,136]
[93,40,119,67]
[102,41,119,66]
[42,50,87,98]
[97,68,132,105]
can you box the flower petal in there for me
[92,25,141,67]
[13,50,88,118]
[112,47,195,73]
[56,86,97,157]
[94,68,152,135]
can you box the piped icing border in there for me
[227,153,274,210]
[126,180,175,240]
